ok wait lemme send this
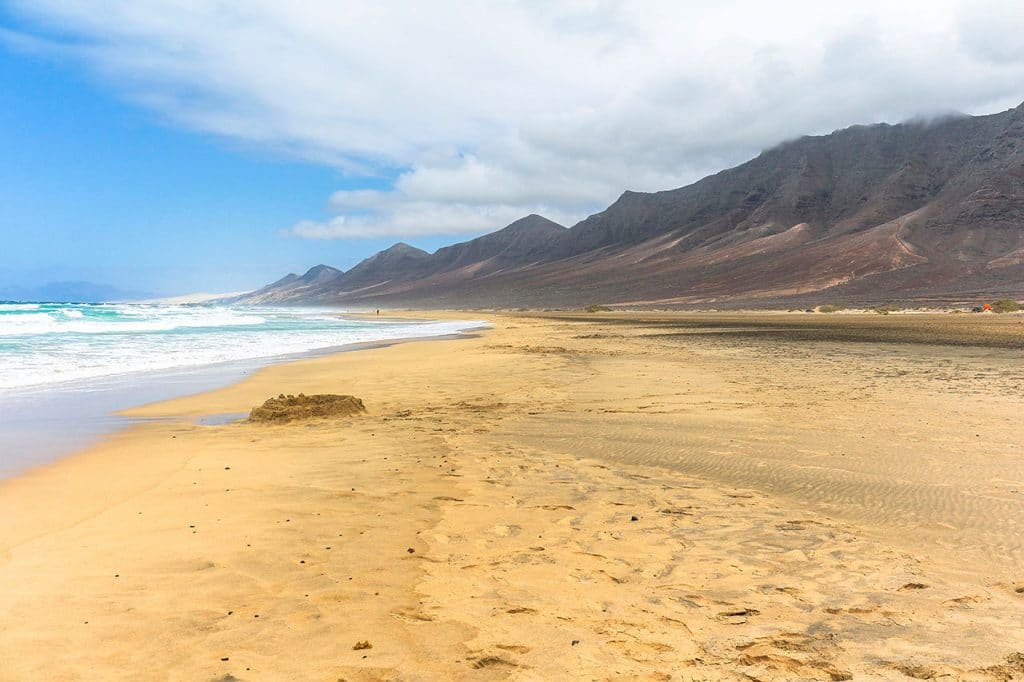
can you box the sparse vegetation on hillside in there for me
[585,304,611,313]
[872,304,902,315]
[990,299,1021,313]
[817,304,847,313]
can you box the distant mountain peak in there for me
[304,264,340,275]
[508,213,563,227]
[269,273,300,287]
[300,264,344,284]
[498,214,566,234]
[379,242,430,257]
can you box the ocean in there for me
[0,302,482,475]
[0,302,479,389]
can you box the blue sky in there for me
[0,13,480,295]
[1,2,1021,296]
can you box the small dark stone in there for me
[630,515,639,522]
[571,640,580,646]
[407,548,415,554]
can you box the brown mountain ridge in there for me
[236,103,1024,308]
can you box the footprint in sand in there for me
[986,582,1024,600]
[470,655,519,670]
[899,582,929,591]
[392,608,435,623]
[716,607,760,624]
[495,644,531,654]
[487,524,521,537]
[506,606,537,615]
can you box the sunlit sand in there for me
[1,312,1021,679]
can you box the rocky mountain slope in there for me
[237,103,1024,308]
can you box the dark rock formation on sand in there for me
[237,103,1024,308]
[248,394,366,423]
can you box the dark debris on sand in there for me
[248,394,366,423]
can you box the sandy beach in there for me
[0,312,1022,680]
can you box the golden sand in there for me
[0,312,1022,680]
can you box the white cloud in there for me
[288,202,574,240]
[8,0,1024,239]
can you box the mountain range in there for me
[236,103,1024,308]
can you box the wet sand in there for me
[0,312,1021,680]
[0,329,482,478]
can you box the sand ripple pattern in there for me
[503,411,1024,567]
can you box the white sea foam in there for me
[0,304,482,390]
[0,305,266,336]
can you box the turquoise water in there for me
[0,302,477,390]
[0,303,482,475]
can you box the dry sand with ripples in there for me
[0,311,1022,680]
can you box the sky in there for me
[1,1,1023,296]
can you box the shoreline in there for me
[1,311,1021,679]
[0,320,486,480]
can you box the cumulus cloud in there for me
[7,0,1024,239]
